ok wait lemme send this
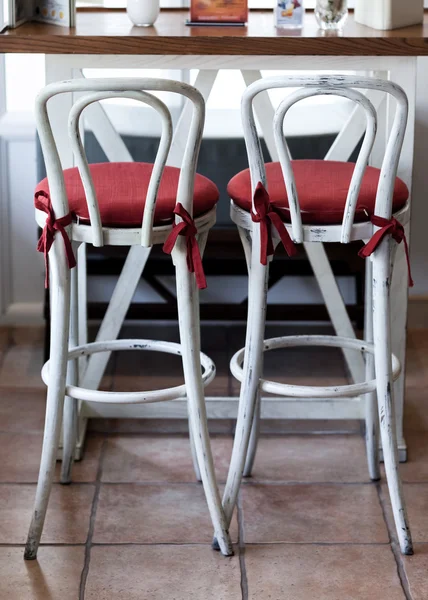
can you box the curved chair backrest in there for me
[241,74,408,243]
[35,78,205,247]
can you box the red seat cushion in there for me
[35,162,220,227]
[227,160,409,225]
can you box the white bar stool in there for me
[24,78,233,560]
[220,74,413,555]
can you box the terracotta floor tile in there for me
[0,546,84,600]
[382,483,428,543]
[381,432,428,483]
[0,433,102,483]
[402,543,428,600]
[247,434,370,483]
[245,544,405,600]
[85,544,240,599]
[101,434,232,483]
[0,387,46,433]
[0,484,94,544]
[89,417,234,435]
[0,330,44,389]
[242,484,388,543]
[405,331,428,388]
[403,386,428,433]
[257,419,361,435]
[93,483,238,544]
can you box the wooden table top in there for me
[1,9,428,55]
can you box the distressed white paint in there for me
[222,74,413,556]
[240,69,365,396]
[9,56,411,459]
[25,77,233,560]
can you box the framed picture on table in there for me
[189,0,248,24]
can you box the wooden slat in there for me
[2,10,428,55]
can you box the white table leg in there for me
[45,57,75,169]
[167,70,218,167]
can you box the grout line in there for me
[0,541,399,548]
[237,490,248,600]
[5,479,428,487]
[79,438,107,600]
[376,483,414,600]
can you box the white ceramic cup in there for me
[127,0,160,26]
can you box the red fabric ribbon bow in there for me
[358,215,413,287]
[163,203,207,290]
[252,182,297,266]
[35,191,76,289]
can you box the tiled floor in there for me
[0,324,428,599]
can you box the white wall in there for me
[1,56,428,324]
[409,57,428,296]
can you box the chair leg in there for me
[372,242,413,555]
[186,230,209,484]
[24,242,71,560]
[243,391,261,477]
[174,250,233,557]
[218,255,269,541]
[61,243,79,484]
[364,257,380,481]
[236,225,261,479]
[188,419,202,483]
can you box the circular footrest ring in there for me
[42,339,215,404]
[230,335,401,399]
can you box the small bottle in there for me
[275,0,304,29]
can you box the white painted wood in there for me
[45,57,75,169]
[82,396,365,419]
[76,70,134,164]
[372,237,413,555]
[77,242,88,378]
[44,338,216,402]
[326,89,385,163]
[304,242,364,381]
[36,204,217,246]
[173,243,233,556]
[241,70,284,163]
[167,70,217,168]
[82,246,151,392]
[68,90,173,247]
[188,228,210,483]
[24,237,71,560]
[273,87,378,243]
[226,73,412,554]
[36,58,414,473]
[235,223,261,479]
[49,54,410,72]
[60,241,79,484]
[364,257,381,481]
[219,228,270,539]
[241,69,365,387]
[388,60,417,453]
[28,76,232,559]
[230,335,401,397]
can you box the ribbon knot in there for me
[163,203,207,290]
[252,182,297,266]
[35,191,76,288]
[358,215,413,287]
